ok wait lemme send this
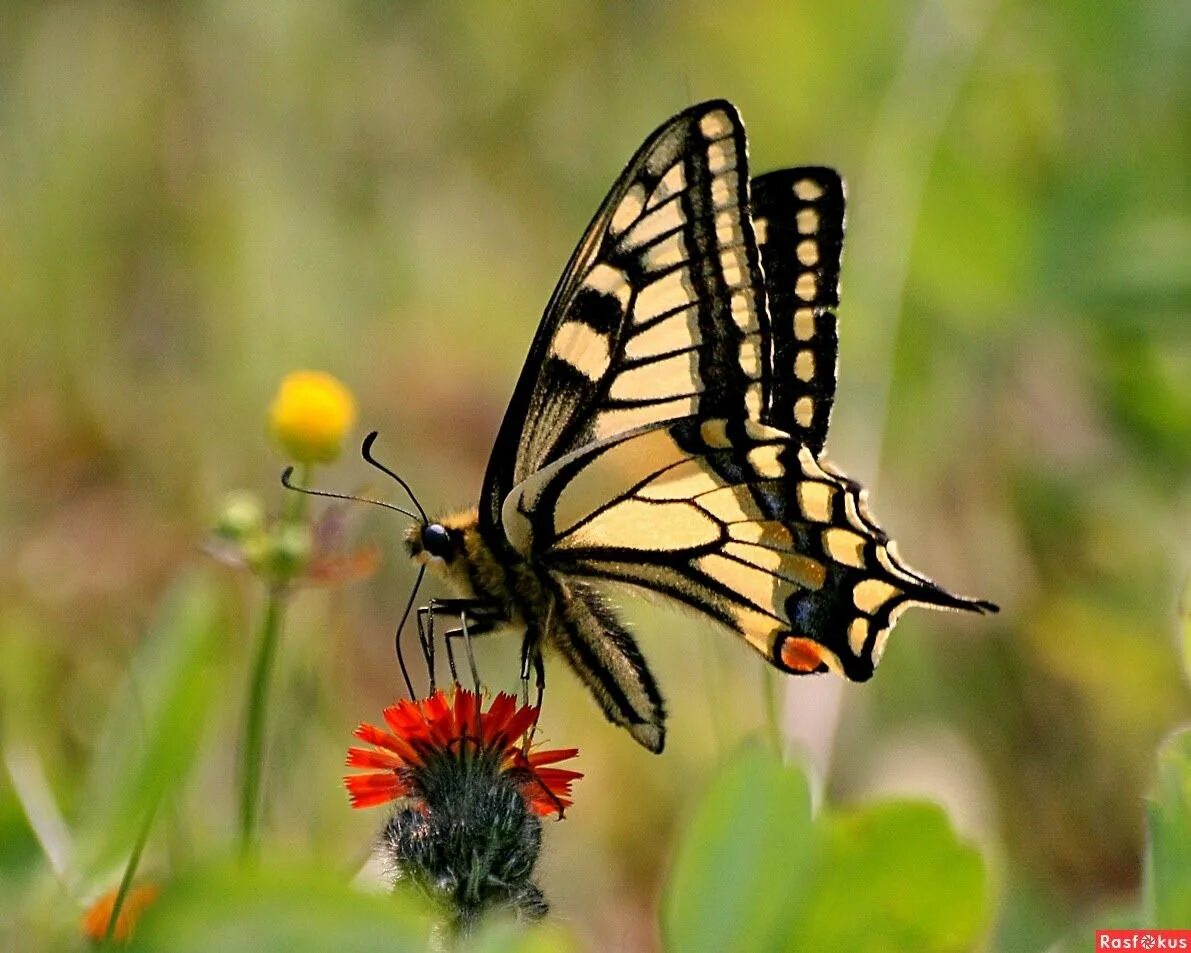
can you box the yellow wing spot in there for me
[696,484,765,522]
[584,263,631,307]
[576,497,721,550]
[842,491,869,533]
[720,245,748,288]
[848,617,870,655]
[790,553,828,589]
[743,419,791,442]
[698,554,793,620]
[794,308,816,340]
[794,349,816,382]
[730,607,785,654]
[731,290,759,333]
[796,480,835,522]
[746,383,764,420]
[549,321,611,381]
[648,163,687,209]
[796,239,820,266]
[611,184,646,235]
[642,230,688,272]
[728,520,795,548]
[699,110,732,139]
[624,200,684,250]
[724,542,782,573]
[624,308,700,360]
[794,396,815,427]
[594,396,697,439]
[747,444,784,478]
[609,349,696,402]
[796,445,830,480]
[793,178,824,201]
[717,209,744,245]
[871,624,893,665]
[822,527,868,568]
[639,457,720,501]
[853,578,902,614]
[707,138,736,174]
[635,268,695,324]
[699,418,732,449]
[711,171,739,210]
[796,207,820,234]
[795,272,817,301]
[738,337,762,378]
[554,428,689,533]
[753,216,769,245]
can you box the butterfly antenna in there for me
[361,431,428,523]
[279,468,420,521]
[393,564,426,699]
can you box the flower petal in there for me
[344,772,406,808]
[528,747,580,767]
[345,747,402,770]
[354,723,419,764]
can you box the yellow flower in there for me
[268,371,357,464]
[81,883,159,943]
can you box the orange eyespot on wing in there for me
[779,636,829,673]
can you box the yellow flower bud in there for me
[268,371,357,464]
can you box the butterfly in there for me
[399,100,997,753]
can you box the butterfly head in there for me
[404,520,463,565]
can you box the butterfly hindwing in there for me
[751,168,845,452]
[479,101,773,549]
[502,418,995,681]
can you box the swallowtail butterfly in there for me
[402,101,997,752]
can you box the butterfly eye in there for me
[420,523,454,560]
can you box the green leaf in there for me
[662,744,818,953]
[788,801,988,953]
[126,863,433,953]
[1145,728,1191,926]
[76,573,226,876]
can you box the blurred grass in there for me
[0,0,1189,950]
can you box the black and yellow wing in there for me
[503,416,996,683]
[479,101,774,552]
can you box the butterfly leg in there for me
[426,598,498,689]
[527,647,547,747]
[442,616,497,692]
[518,630,533,709]
[415,606,435,693]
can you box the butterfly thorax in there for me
[405,507,554,633]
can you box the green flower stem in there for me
[238,464,310,856]
[103,799,156,945]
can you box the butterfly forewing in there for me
[751,168,845,453]
[479,101,774,546]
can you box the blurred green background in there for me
[1,0,1189,950]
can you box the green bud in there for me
[215,490,266,541]
[268,523,313,580]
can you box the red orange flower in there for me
[345,689,581,818]
[80,883,159,944]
